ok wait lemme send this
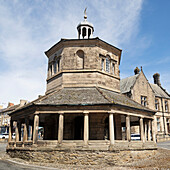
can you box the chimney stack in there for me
[20,100,28,107]
[134,67,140,75]
[153,73,161,86]
[8,102,14,108]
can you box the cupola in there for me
[77,8,94,39]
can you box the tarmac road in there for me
[157,140,170,150]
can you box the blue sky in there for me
[0,0,170,107]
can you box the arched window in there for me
[76,50,84,69]
[101,58,104,71]
[54,61,57,74]
[57,59,60,72]
[106,57,110,73]
[82,27,86,38]
[112,63,115,75]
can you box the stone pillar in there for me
[152,119,156,143]
[58,113,64,144]
[144,121,147,141]
[148,120,151,141]
[15,121,19,142]
[84,112,89,145]
[126,115,131,142]
[23,119,29,142]
[33,114,39,144]
[140,117,145,142]
[109,113,115,145]
[8,119,13,142]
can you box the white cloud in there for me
[0,0,145,107]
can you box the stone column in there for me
[84,111,89,145]
[15,121,19,142]
[152,119,156,143]
[58,113,64,144]
[8,119,13,142]
[144,121,147,141]
[109,113,115,145]
[126,115,131,142]
[33,114,39,144]
[23,118,29,142]
[140,117,145,142]
[148,120,151,141]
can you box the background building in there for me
[120,67,170,141]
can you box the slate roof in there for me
[150,84,170,99]
[120,74,139,94]
[0,104,20,114]
[34,87,154,112]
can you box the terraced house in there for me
[7,12,157,161]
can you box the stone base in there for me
[7,149,158,166]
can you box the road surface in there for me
[157,140,170,150]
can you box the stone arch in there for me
[76,50,84,69]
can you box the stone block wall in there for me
[132,72,155,110]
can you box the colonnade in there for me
[8,112,156,146]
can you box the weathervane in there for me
[84,7,87,20]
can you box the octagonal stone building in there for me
[7,13,157,158]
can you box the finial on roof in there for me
[140,66,143,71]
[84,7,87,20]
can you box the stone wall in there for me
[132,71,155,110]
[7,149,157,166]
[46,45,120,94]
